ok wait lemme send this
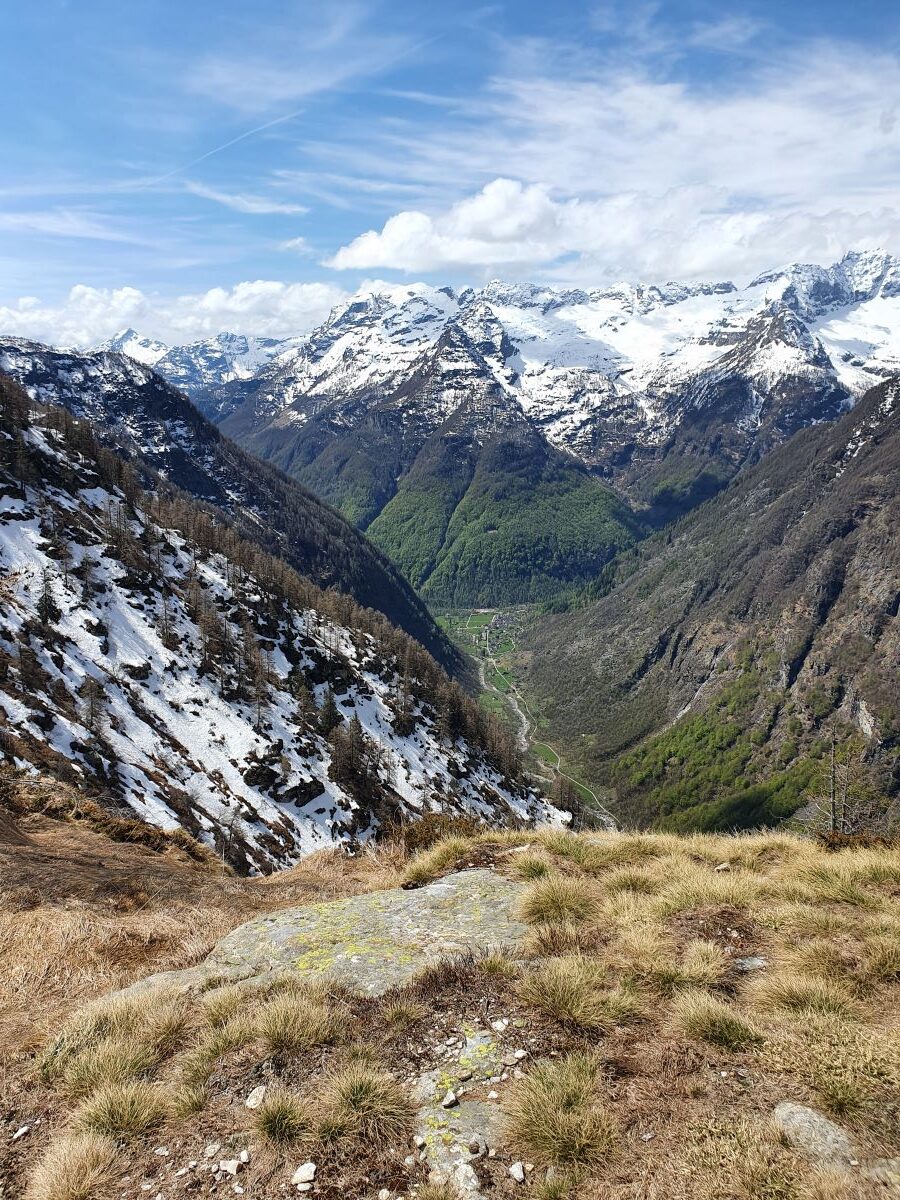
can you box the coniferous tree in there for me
[319,685,341,735]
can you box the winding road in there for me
[468,611,618,831]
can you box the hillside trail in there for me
[472,612,617,831]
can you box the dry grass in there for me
[255,1088,315,1145]
[72,1079,167,1138]
[670,989,761,1050]
[503,1051,618,1168]
[747,972,859,1018]
[317,1062,414,1144]
[256,986,345,1057]
[518,874,601,925]
[24,1132,117,1200]
[518,956,645,1030]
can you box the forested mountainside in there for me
[521,377,900,832]
[0,340,453,667]
[0,385,552,872]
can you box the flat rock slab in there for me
[124,869,526,998]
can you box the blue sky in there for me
[2,0,899,344]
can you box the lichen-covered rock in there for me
[117,868,526,999]
[773,1102,857,1166]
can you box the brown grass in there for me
[24,1132,117,1200]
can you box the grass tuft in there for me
[519,875,600,926]
[255,1089,315,1145]
[518,957,644,1030]
[748,973,857,1018]
[670,990,762,1050]
[72,1080,166,1138]
[257,989,343,1057]
[318,1062,414,1144]
[503,1052,617,1167]
[25,1132,118,1200]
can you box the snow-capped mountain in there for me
[0,337,453,664]
[0,383,555,870]
[96,328,292,399]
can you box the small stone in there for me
[404,1154,416,1167]
[291,1162,316,1186]
[735,955,769,972]
[154,1147,169,1156]
[509,1161,526,1182]
[245,1085,266,1109]
[441,1089,458,1108]
[457,1068,473,1081]
[491,1018,509,1032]
[12,1126,29,1141]
[220,1159,240,1176]
[513,1049,528,1060]
[714,862,731,872]
[488,1090,499,1099]
[204,1143,221,1159]
[239,1149,250,1164]
[414,1135,426,1148]
[640,1132,655,1142]
[378,1190,392,1200]
[297,1186,312,1195]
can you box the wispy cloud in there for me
[0,208,143,243]
[186,181,308,215]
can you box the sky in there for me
[2,0,899,346]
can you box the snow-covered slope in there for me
[97,328,290,399]
[0,388,556,871]
[0,337,455,665]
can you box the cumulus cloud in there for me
[0,281,347,348]
[324,41,900,282]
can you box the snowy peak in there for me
[96,327,169,366]
[749,249,900,322]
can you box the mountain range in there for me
[84,249,900,605]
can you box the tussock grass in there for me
[169,1082,207,1117]
[200,982,247,1028]
[178,1013,255,1086]
[39,987,186,1087]
[58,1033,158,1099]
[381,998,427,1027]
[257,988,344,1057]
[670,990,761,1050]
[25,1132,117,1200]
[519,875,601,926]
[512,851,553,880]
[255,1088,315,1145]
[72,1079,166,1138]
[523,920,602,957]
[417,1184,462,1200]
[317,1062,413,1143]
[503,1051,618,1167]
[601,866,660,894]
[518,957,645,1030]
[671,1117,800,1200]
[402,836,474,885]
[654,863,761,915]
[858,933,900,984]
[747,972,858,1018]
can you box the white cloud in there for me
[185,182,308,215]
[0,281,347,348]
[324,41,900,282]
